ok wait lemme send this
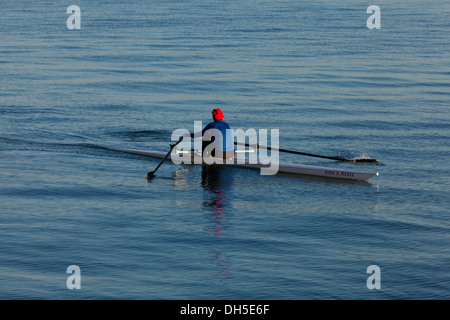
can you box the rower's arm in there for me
[186,123,213,139]
[190,131,203,138]
[182,131,202,138]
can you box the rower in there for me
[183,108,235,161]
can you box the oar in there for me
[146,137,183,180]
[234,142,378,163]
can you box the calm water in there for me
[1,0,449,300]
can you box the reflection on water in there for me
[213,250,231,277]
[201,165,234,279]
[201,164,234,237]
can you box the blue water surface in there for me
[0,0,449,299]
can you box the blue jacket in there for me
[191,120,234,152]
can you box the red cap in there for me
[212,108,224,120]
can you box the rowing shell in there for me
[107,148,379,181]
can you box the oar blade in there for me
[353,158,378,163]
[146,171,156,180]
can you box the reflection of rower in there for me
[201,165,234,237]
[183,108,235,160]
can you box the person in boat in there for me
[183,108,235,160]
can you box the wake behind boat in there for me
[107,147,379,182]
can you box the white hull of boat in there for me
[107,148,379,181]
